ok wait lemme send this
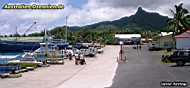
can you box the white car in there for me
[87,47,97,57]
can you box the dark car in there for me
[162,50,190,66]
[148,43,162,51]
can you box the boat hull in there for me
[0,41,40,52]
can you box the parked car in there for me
[162,49,190,66]
[87,47,97,57]
[148,43,162,51]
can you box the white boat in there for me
[8,53,42,65]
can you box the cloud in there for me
[67,0,136,26]
[68,7,134,26]
[0,24,11,35]
[68,0,190,26]
[0,0,68,35]
[97,0,180,8]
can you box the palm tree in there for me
[168,3,190,35]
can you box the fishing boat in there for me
[8,52,43,69]
[0,21,69,52]
[0,22,41,52]
[0,40,40,52]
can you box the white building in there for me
[158,32,174,49]
[115,34,141,44]
[175,30,190,49]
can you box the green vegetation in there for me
[20,63,38,69]
[168,3,190,35]
[9,63,38,69]
[50,27,117,44]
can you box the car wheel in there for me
[176,61,185,66]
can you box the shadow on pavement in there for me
[170,64,190,67]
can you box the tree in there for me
[168,3,190,35]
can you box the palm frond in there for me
[170,9,176,16]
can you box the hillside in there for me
[64,7,169,32]
[28,7,170,43]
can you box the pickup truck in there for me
[162,50,190,66]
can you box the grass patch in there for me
[20,63,38,69]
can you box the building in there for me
[157,32,175,49]
[115,34,141,45]
[175,30,190,49]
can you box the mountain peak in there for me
[138,7,143,11]
[67,6,169,32]
[136,7,145,13]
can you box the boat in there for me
[8,52,43,68]
[0,40,40,52]
[51,39,69,50]
[0,20,69,52]
[0,22,41,53]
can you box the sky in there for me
[0,0,190,35]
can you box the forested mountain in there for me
[65,7,169,32]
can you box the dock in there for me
[0,46,119,88]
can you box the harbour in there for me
[0,19,106,78]
[0,35,105,77]
[0,46,118,88]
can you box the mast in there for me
[44,28,48,56]
[65,16,68,43]
[16,26,18,41]
[23,21,37,36]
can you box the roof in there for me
[160,32,173,36]
[175,30,190,38]
[0,37,43,42]
[115,34,141,39]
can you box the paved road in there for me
[110,45,190,88]
[56,46,119,88]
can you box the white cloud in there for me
[0,24,11,35]
[68,0,136,26]
[0,0,68,35]
[68,0,190,26]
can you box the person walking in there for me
[64,50,68,59]
[139,45,142,50]
[68,52,72,60]
[80,53,86,65]
[117,49,123,62]
[74,53,80,65]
